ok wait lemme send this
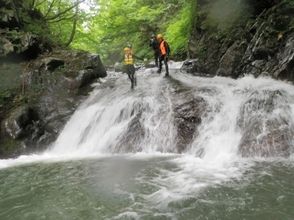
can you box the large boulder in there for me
[0,105,46,157]
[0,0,107,158]
[174,96,206,153]
[217,41,247,77]
[0,49,107,158]
[25,50,106,91]
[4,106,39,140]
[238,90,293,157]
[114,102,145,153]
[168,78,207,153]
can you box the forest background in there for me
[26,0,195,63]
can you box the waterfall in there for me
[48,67,294,160]
[1,65,294,169]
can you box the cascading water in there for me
[0,64,294,220]
[48,66,294,160]
[50,69,177,155]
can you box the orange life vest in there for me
[159,40,167,55]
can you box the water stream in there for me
[0,64,293,219]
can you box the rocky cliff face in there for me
[0,0,51,60]
[188,0,294,81]
[186,0,294,158]
[0,0,106,158]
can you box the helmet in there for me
[124,47,131,51]
[157,34,163,40]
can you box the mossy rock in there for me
[0,138,23,159]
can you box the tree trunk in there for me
[65,1,79,47]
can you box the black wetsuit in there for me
[150,38,160,67]
[123,64,136,89]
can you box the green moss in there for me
[0,138,22,158]
[0,90,14,105]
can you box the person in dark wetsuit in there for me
[156,34,170,77]
[149,34,160,67]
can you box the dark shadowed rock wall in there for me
[0,0,106,158]
[188,0,294,81]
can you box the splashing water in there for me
[0,65,294,219]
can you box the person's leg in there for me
[127,68,132,81]
[154,51,159,67]
[164,56,169,76]
[133,70,137,86]
[131,65,136,87]
[131,76,134,89]
[157,55,163,73]
[126,65,133,88]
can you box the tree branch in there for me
[45,0,85,21]
[36,0,47,7]
[47,14,76,23]
[45,0,57,17]
[65,0,79,47]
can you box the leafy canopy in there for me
[32,0,195,63]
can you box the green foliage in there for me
[165,2,193,58]
[71,0,196,63]
[31,0,89,46]
[23,0,196,62]
[0,8,15,23]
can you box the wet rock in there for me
[113,102,145,153]
[239,122,292,157]
[252,47,274,60]
[248,0,282,16]
[0,49,106,158]
[25,50,106,91]
[0,1,107,158]
[180,59,198,73]
[76,69,96,88]
[42,57,64,72]
[274,35,294,80]
[0,37,14,55]
[174,95,206,153]
[238,90,293,157]
[4,106,39,140]
[217,42,246,77]
[0,30,50,60]
[188,0,294,82]
[0,105,51,157]
[0,0,50,61]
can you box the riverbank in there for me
[0,1,106,158]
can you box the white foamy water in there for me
[1,65,294,205]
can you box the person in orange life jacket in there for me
[149,34,160,67]
[156,34,170,76]
[123,46,141,89]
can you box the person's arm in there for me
[133,54,144,61]
[164,41,170,57]
[149,39,153,47]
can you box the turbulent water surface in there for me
[0,63,294,220]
